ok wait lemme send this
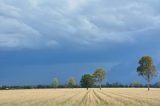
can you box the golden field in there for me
[0,88,160,106]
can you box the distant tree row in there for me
[51,55,158,91]
[1,81,160,90]
[52,77,76,88]
[51,68,106,90]
[0,56,159,91]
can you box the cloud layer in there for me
[0,0,160,49]
[1,0,160,85]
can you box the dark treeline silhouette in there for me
[1,81,160,90]
[105,82,160,88]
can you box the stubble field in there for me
[0,88,160,106]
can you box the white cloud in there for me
[67,0,87,12]
[0,3,21,18]
[45,40,59,48]
[0,0,160,49]
[0,16,42,48]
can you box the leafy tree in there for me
[52,78,59,88]
[80,74,95,90]
[137,56,157,91]
[130,81,141,88]
[67,77,76,88]
[93,68,106,90]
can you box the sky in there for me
[0,0,160,85]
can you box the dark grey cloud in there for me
[0,0,160,49]
[1,0,160,85]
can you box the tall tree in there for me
[80,74,95,90]
[93,68,106,90]
[137,56,157,91]
[67,77,76,88]
[52,78,59,88]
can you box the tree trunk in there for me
[147,81,150,91]
[100,82,101,90]
[87,87,88,90]
[147,74,151,91]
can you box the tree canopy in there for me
[80,74,95,90]
[67,77,76,88]
[52,78,59,88]
[93,68,106,90]
[130,81,141,88]
[137,56,157,91]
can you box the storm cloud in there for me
[0,0,160,49]
[0,0,160,85]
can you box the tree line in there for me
[51,55,158,91]
[1,81,160,90]
[0,56,159,91]
[50,68,106,90]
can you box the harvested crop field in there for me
[0,88,160,106]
